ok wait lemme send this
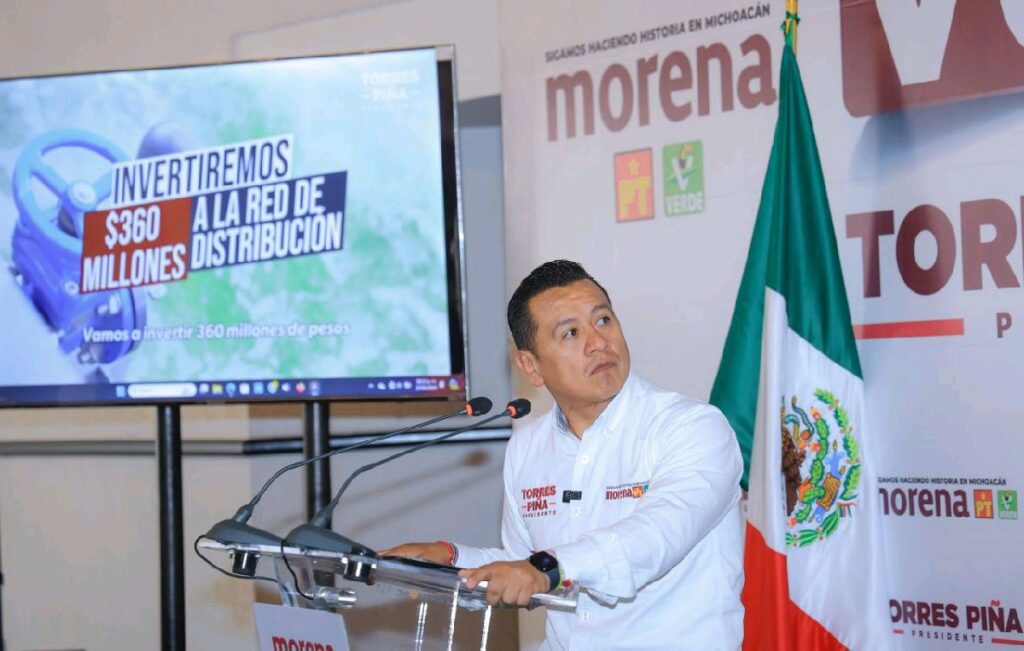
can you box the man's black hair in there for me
[507,260,610,352]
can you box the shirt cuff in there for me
[450,543,512,569]
[551,535,635,599]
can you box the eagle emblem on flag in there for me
[781,390,861,548]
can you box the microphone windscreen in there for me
[466,396,493,417]
[506,398,532,419]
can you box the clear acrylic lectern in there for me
[198,538,577,650]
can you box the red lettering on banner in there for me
[895,205,957,296]
[878,487,970,518]
[890,598,1023,635]
[546,34,775,140]
[840,0,1024,116]
[890,600,961,629]
[846,198,1024,298]
[961,200,1021,291]
[967,604,1024,634]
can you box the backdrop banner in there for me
[499,0,1024,647]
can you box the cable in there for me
[280,539,317,602]
[192,536,295,596]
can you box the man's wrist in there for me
[436,541,458,566]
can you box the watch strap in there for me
[529,551,561,592]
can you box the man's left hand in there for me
[458,560,550,607]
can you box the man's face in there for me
[515,280,631,413]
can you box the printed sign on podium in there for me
[254,602,349,651]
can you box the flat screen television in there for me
[0,45,467,406]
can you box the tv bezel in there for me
[0,44,470,408]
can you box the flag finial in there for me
[784,0,799,53]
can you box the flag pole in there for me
[785,0,799,53]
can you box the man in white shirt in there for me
[382,260,744,650]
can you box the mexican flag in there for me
[709,29,892,651]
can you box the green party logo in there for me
[662,140,706,216]
[998,489,1018,520]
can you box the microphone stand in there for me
[285,401,528,560]
[202,398,493,557]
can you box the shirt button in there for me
[580,455,590,464]
[579,610,591,622]
[573,507,581,517]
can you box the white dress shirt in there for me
[456,374,744,650]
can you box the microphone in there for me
[284,399,531,560]
[506,398,530,419]
[202,396,494,558]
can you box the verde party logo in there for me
[999,489,1018,520]
[662,140,705,217]
[782,390,861,548]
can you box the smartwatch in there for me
[528,550,561,592]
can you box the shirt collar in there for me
[551,373,638,439]
[552,406,574,439]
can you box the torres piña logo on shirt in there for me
[520,484,558,518]
[840,0,1024,116]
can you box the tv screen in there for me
[0,46,467,406]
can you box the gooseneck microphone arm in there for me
[312,413,499,527]
[307,399,531,529]
[201,397,492,549]
[232,396,492,525]
[279,399,528,580]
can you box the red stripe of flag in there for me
[742,523,846,650]
[853,318,964,340]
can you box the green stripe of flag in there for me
[710,43,861,489]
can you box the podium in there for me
[198,538,578,650]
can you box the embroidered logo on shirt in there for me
[520,484,558,518]
[605,481,650,500]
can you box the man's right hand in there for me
[377,542,452,565]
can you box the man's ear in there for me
[514,349,545,388]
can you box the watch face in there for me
[530,551,558,572]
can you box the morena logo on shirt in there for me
[605,481,650,500]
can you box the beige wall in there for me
[0,0,499,98]
[0,437,515,649]
[0,0,511,649]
